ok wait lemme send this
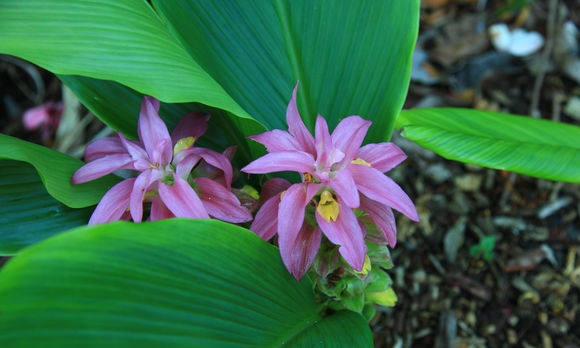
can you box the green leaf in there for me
[152,0,419,141]
[0,0,252,120]
[0,134,119,208]
[0,160,92,255]
[0,219,373,347]
[60,75,265,165]
[396,108,580,182]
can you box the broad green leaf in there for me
[396,108,580,182]
[0,0,252,120]
[60,75,265,166]
[0,134,119,208]
[0,219,373,347]
[153,0,420,141]
[0,160,92,255]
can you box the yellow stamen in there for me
[351,158,371,167]
[317,191,339,222]
[303,173,314,183]
[354,255,372,275]
[173,136,196,156]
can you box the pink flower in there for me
[23,101,63,139]
[242,83,418,280]
[72,96,251,225]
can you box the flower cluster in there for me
[72,96,251,225]
[242,83,418,279]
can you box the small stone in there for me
[564,97,580,120]
[454,174,482,192]
[425,163,452,184]
[508,329,518,344]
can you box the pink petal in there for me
[357,143,407,173]
[88,178,135,224]
[241,151,315,174]
[118,132,149,169]
[23,105,49,130]
[331,116,371,162]
[248,129,302,153]
[328,168,359,208]
[158,173,209,219]
[138,96,173,166]
[223,146,237,161]
[175,153,201,179]
[350,164,419,221]
[84,137,127,162]
[260,178,291,203]
[183,148,234,189]
[195,177,252,223]
[150,195,176,221]
[170,111,210,145]
[129,170,159,222]
[277,183,310,274]
[71,154,134,184]
[316,199,367,271]
[359,195,397,247]
[288,225,322,280]
[286,82,316,155]
[250,194,281,241]
[314,114,334,168]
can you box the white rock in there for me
[489,23,545,57]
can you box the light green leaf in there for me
[396,108,580,182]
[0,160,92,255]
[0,0,252,120]
[152,0,419,141]
[0,134,120,208]
[0,219,373,347]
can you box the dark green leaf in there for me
[0,219,372,347]
[0,160,92,255]
[396,108,580,182]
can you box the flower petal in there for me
[260,178,291,203]
[248,129,302,153]
[359,195,397,247]
[195,177,252,223]
[84,137,127,162]
[328,167,359,208]
[183,147,234,189]
[88,178,135,224]
[158,173,209,219]
[241,151,315,174]
[289,225,322,280]
[175,153,201,179]
[331,116,371,162]
[350,164,419,221]
[277,183,309,274]
[129,170,159,222]
[314,114,334,168]
[118,131,149,165]
[316,199,367,271]
[286,82,315,155]
[170,111,210,145]
[23,104,49,130]
[71,154,134,184]
[357,143,407,173]
[138,96,173,166]
[149,195,176,221]
[250,194,281,241]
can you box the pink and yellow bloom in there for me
[72,96,251,225]
[242,83,419,279]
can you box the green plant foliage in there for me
[0,219,373,347]
[0,161,92,255]
[60,76,264,165]
[469,236,497,261]
[0,0,250,118]
[152,0,419,141]
[396,108,580,182]
[0,134,120,208]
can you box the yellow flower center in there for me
[317,190,339,222]
[351,158,371,166]
[303,172,314,183]
[173,136,196,156]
